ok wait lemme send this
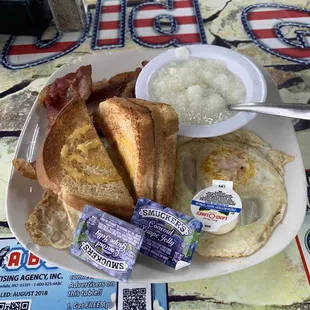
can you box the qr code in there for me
[0,300,31,310]
[118,283,151,310]
[123,288,147,310]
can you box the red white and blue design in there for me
[1,0,207,70]
[3,2,310,70]
[242,3,310,64]
[129,0,207,48]
[91,0,126,49]
[1,12,91,70]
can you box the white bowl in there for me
[135,45,268,137]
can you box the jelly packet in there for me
[131,198,203,270]
[70,205,144,282]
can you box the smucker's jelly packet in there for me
[131,198,203,270]
[70,205,145,282]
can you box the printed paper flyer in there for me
[0,238,168,310]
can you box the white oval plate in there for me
[6,50,307,283]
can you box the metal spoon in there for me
[228,103,310,120]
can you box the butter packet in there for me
[131,198,203,270]
[70,205,144,282]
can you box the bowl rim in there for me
[135,45,268,137]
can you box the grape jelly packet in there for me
[70,205,144,282]
[131,198,203,270]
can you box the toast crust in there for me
[127,98,178,207]
[63,191,133,221]
[36,142,60,196]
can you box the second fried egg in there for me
[173,130,294,258]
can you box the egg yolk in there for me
[202,147,255,187]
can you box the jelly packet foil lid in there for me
[70,205,145,282]
[131,198,203,270]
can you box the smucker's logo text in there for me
[81,242,128,272]
[139,208,190,236]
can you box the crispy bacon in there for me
[88,71,136,103]
[39,65,92,107]
[12,159,37,180]
[38,65,92,128]
[38,61,149,127]
[87,61,149,103]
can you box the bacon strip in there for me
[87,61,149,103]
[38,61,149,128]
[38,65,92,128]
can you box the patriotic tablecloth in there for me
[1,0,310,309]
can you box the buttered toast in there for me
[36,97,134,220]
[94,97,178,208]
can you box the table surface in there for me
[1,0,310,308]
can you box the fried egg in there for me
[173,130,294,258]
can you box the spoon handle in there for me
[228,103,310,120]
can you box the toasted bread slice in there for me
[94,97,178,207]
[94,98,155,201]
[36,97,134,220]
[127,98,178,207]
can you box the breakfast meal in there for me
[11,48,295,281]
[151,58,246,125]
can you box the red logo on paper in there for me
[5,248,57,271]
